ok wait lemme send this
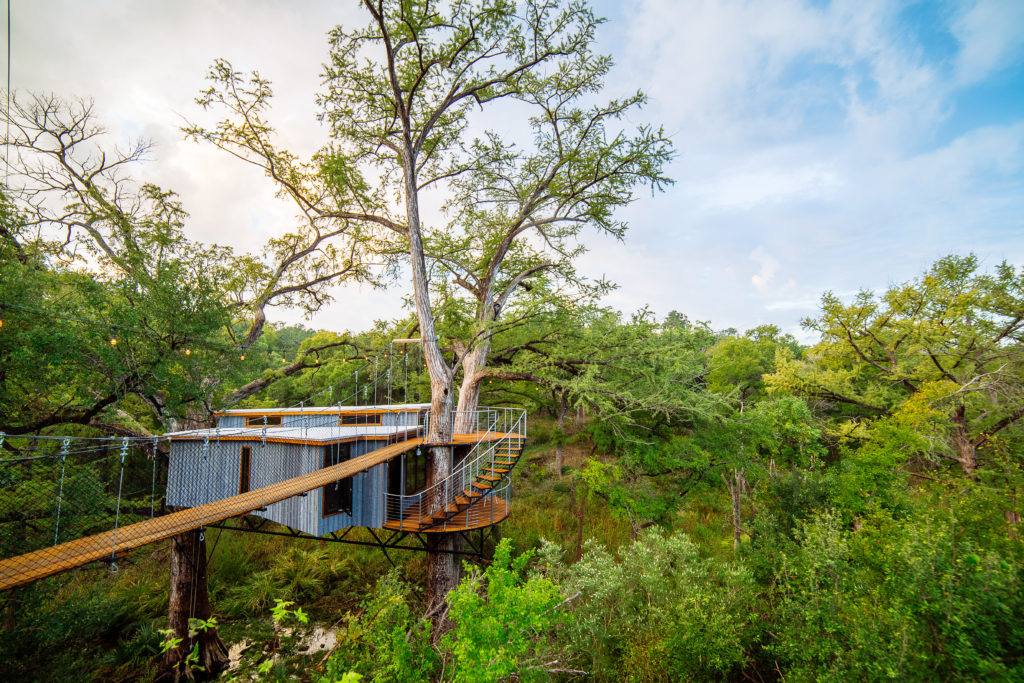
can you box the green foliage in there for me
[320,571,437,683]
[221,546,347,617]
[553,528,755,681]
[768,254,1024,478]
[765,509,1024,681]
[442,539,565,682]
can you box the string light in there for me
[110,338,117,346]
[239,355,245,361]
[0,318,4,329]
[185,348,191,356]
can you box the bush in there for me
[556,528,756,681]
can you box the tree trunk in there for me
[951,406,977,477]
[554,392,568,478]
[3,588,16,632]
[454,343,489,434]
[401,143,462,644]
[722,468,744,550]
[573,482,585,563]
[159,528,228,681]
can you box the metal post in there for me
[110,437,129,568]
[199,434,210,538]
[261,416,267,511]
[150,437,158,518]
[52,437,70,545]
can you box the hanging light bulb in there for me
[110,338,117,346]
[185,348,192,356]
[240,355,246,361]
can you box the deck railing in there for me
[383,406,525,531]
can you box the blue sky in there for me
[10,0,1024,341]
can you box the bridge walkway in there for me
[0,432,517,591]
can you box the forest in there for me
[1,1,1023,681]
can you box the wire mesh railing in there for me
[0,436,163,575]
[383,407,525,531]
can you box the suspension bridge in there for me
[0,406,526,592]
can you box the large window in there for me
[322,443,353,516]
[405,449,428,494]
[239,446,252,494]
[245,415,282,427]
[339,413,382,426]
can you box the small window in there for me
[246,415,283,427]
[322,443,353,516]
[339,413,382,426]
[239,446,252,494]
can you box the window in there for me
[405,449,428,494]
[322,443,353,516]
[239,446,252,494]
[245,415,282,427]
[339,413,382,426]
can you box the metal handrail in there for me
[383,406,525,529]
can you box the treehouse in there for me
[0,403,525,592]
[164,404,526,537]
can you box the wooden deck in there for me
[0,431,521,592]
[383,497,510,532]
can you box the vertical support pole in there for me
[150,437,158,518]
[261,416,267,511]
[110,437,129,569]
[52,437,70,546]
[355,370,359,407]
[199,434,211,536]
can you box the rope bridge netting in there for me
[0,433,164,584]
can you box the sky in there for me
[8,0,1024,342]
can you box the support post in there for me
[159,527,228,681]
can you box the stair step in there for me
[471,481,493,492]
[477,474,502,482]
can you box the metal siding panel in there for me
[218,416,244,428]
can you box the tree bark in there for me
[400,135,461,643]
[722,468,745,550]
[951,406,977,478]
[573,483,585,563]
[454,343,489,434]
[158,528,228,681]
[554,392,568,478]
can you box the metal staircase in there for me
[383,408,526,532]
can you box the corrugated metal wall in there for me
[167,437,393,535]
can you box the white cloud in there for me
[951,0,1024,85]
[8,0,1024,342]
[750,248,780,291]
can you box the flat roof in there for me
[213,403,431,417]
[166,425,424,445]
